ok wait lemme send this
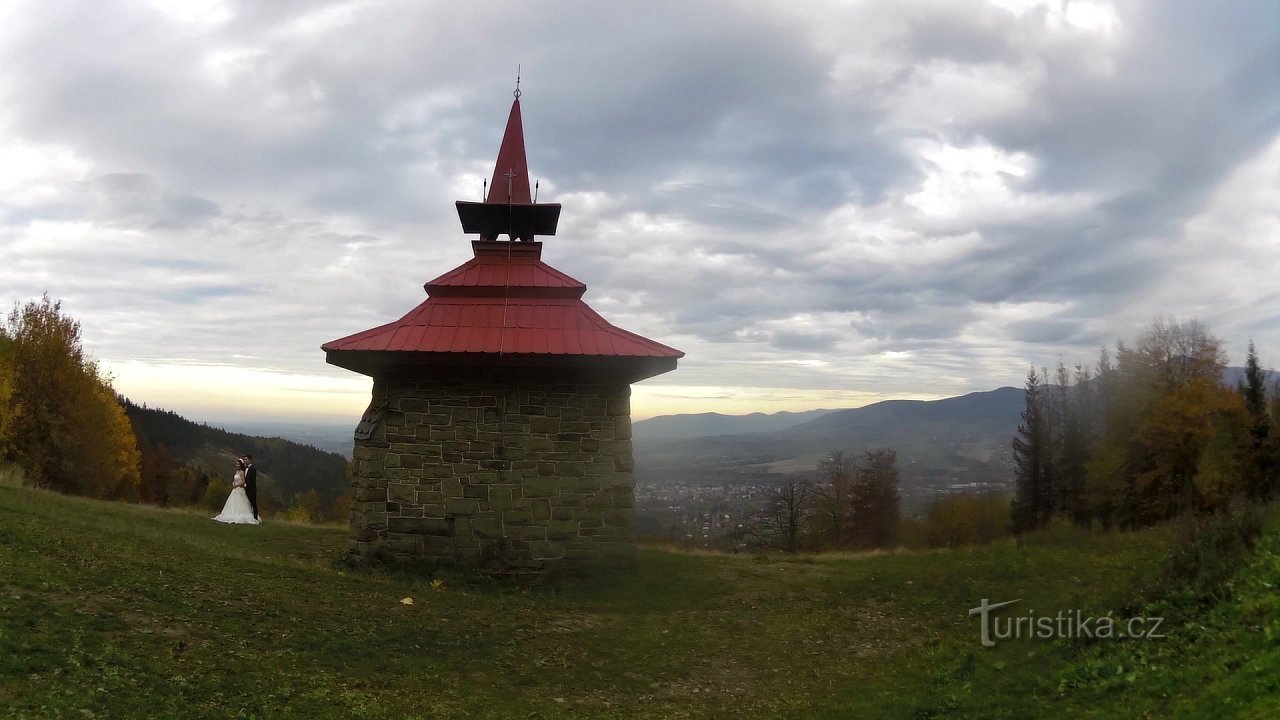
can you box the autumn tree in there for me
[0,295,140,497]
[0,336,16,460]
[1080,318,1250,526]
[764,479,815,553]
[816,451,855,547]
[850,448,900,548]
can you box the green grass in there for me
[0,486,1275,719]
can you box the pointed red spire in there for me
[485,98,532,204]
[455,86,560,241]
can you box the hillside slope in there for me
[4,484,1273,718]
[124,401,350,503]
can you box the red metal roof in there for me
[323,240,683,369]
[323,296,681,357]
[322,92,682,381]
[426,241,584,298]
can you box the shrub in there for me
[201,478,230,511]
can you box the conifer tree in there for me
[1240,341,1274,500]
[1012,367,1050,532]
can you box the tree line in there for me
[0,295,351,523]
[1012,317,1277,533]
[761,448,902,552]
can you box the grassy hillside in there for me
[1,484,1276,718]
[125,401,350,503]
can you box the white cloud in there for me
[0,0,1276,424]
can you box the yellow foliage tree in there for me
[1,295,141,497]
[0,337,16,459]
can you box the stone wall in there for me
[348,375,635,572]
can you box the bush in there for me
[1157,501,1263,607]
[0,463,24,488]
[201,478,230,511]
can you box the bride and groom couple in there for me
[213,454,260,525]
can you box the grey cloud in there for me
[1,0,1278,417]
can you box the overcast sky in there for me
[1,0,1277,425]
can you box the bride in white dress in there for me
[214,458,260,525]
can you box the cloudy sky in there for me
[1,0,1277,426]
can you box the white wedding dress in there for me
[213,470,260,525]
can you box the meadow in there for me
[2,483,1276,719]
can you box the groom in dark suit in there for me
[242,454,259,520]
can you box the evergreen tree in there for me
[1012,367,1050,532]
[1240,341,1275,500]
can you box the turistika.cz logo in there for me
[968,598,1166,648]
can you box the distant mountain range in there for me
[633,408,836,442]
[634,388,1024,503]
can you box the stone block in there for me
[525,436,554,452]
[354,487,387,502]
[576,512,604,528]
[524,476,560,498]
[387,483,416,504]
[612,487,635,509]
[462,484,489,501]
[502,510,533,526]
[518,525,546,541]
[529,541,565,559]
[602,471,633,489]
[529,416,559,434]
[489,487,512,511]
[547,519,578,541]
[445,498,479,517]
[471,517,504,539]
[497,446,527,461]
[556,461,586,477]
[387,535,422,553]
[557,494,585,509]
[398,398,433,413]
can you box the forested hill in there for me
[123,401,349,504]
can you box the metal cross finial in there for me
[513,65,521,98]
[504,168,516,203]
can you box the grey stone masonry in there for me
[348,375,636,572]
